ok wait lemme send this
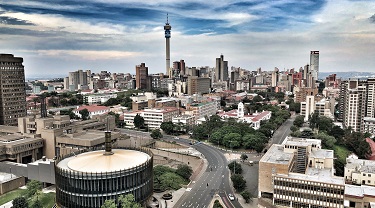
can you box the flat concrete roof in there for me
[260,145,292,165]
[278,168,344,185]
[345,184,375,197]
[310,149,334,159]
[57,149,150,173]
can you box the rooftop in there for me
[260,145,292,165]
[277,167,344,185]
[57,149,151,172]
[345,184,375,198]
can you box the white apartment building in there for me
[172,115,195,130]
[363,117,375,137]
[123,108,179,129]
[345,154,375,186]
[85,93,117,104]
[300,97,335,121]
[185,101,218,122]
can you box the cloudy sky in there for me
[1,0,375,78]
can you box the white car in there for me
[228,193,235,201]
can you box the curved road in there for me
[172,138,241,208]
[117,129,241,208]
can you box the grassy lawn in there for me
[39,192,56,207]
[333,145,351,161]
[0,189,26,205]
[0,189,56,207]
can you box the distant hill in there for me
[319,71,375,80]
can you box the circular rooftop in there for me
[57,149,151,172]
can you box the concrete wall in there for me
[0,161,55,184]
[0,176,25,194]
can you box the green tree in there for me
[119,194,141,208]
[30,198,42,208]
[290,125,298,132]
[101,199,116,208]
[160,121,175,135]
[223,133,242,149]
[293,115,305,127]
[317,116,333,132]
[231,174,247,192]
[329,125,345,144]
[213,200,224,208]
[241,190,253,203]
[133,114,145,129]
[26,180,42,198]
[240,154,248,162]
[228,161,242,174]
[159,172,185,190]
[309,112,319,130]
[176,164,193,180]
[79,108,90,120]
[11,196,28,208]
[150,129,163,139]
[316,132,336,149]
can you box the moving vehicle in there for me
[228,193,235,201]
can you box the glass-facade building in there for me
[55,147,153,208]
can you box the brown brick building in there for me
[0,54,27,126]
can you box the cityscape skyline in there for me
[1,0,375,77]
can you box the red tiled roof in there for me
[74,105,109,112]
[252,111,271,122]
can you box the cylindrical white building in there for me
[55,147,153,208]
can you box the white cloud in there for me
[36,50,142,60]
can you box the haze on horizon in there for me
[1,0,375,77]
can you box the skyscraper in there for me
[310,51,319,81]
[172,60,185,76]
[136,63,149,90]
[164,14,171,76]
[215,55,228,82]
[0,54,27,126]
[338,78,375,133]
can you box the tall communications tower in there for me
[164,14,171,76]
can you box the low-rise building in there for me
[218,102,271,129]
[345,154,375,186]
[73,105,110,119]
[0,126,43,163]
[123,108,180,129]
[185,101,218,122]
[172,115,195,130]
[85,93,117,104]
[259,137,345,208]
[363,117,375,138]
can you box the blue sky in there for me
[1,0,375,77]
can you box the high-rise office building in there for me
[215,55,228,82]
[136,63,149,90]
[164,14,171,76]
[187,76,211,95]
[173,60,185,76]
[310,51,319,81]
[0,54,27,126]
[66,70,89,91]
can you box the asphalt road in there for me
[271,115,295,145]
[173,141,241,208]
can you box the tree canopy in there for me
[133,114,145,129]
